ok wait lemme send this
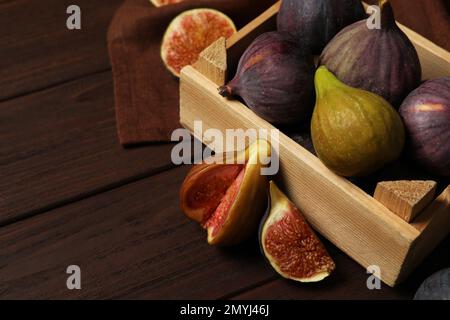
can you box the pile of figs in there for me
[221,0,450,177]
[179,0,450,283]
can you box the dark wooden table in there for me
[1,0,449,299]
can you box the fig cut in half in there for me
[151,0,184,7]
[161,9,237,77]
[180,140,271,246]
[260,181,335,282]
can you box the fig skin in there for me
[219,31,315,126]
[311,67,405,177]
[414,268,450,300]
[319,0,422,107]
[399,77,450,176]
[180,140,272,246]
[278,0,366,54]
[259,181,335,282]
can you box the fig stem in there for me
[379,0,396,29]
[218,85,233,97]
[314,66,347,97]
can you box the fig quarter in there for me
[259,181,335,282]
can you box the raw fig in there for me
[414,268,450,300]
[161,9,236,77]
[151,0,183,7]
[218,31,315,125]
[277,0,366,54]
[399,77,450,176]
[180,140,271,246]
[259,181,335,282]
[319,0,422,107]
[311,67,405,177]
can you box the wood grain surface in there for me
[0,167,272,299]
[2,165,447,299]
[0,0,122,101]
[0,0,449,299]
[0,71,175,225]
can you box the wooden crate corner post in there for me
[374,180,437,222]
[193,37,227,86]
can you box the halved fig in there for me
[180,140,271,246]
[161,8,237,77]
[259,181,336,282]
[150,0,184,7]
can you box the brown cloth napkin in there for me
[108,0,276,146]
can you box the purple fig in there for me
[399,77,450,176]
[278,0,366,54]
[414,268,450,300]
[219,31,315,125]
[320,0,422,107]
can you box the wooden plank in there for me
[232,279,407,300]
[0,166,274,299]
[0,0,122,100]
[0,162,446,299]
[0,71,175,225]
[231,242,408,300]
[399,25,450,79]
[398,186,450,283]
[232,236,450,300]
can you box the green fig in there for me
[311,67,405,177]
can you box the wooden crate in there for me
[179,1,450,287]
